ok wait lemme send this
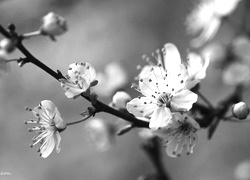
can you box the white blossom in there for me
[127,44,198,130]
[40,12,67,37]
[155,113,200,157]
[60,62,96,98]
[25,100,66,158]
[186,0,241,47]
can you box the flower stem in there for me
[141,137,171,180]
[6,59,19,63]
[66,114,93,126]
[0,24,149,128]
[21,30,42,39]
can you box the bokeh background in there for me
[0,0,249,180]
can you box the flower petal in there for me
[60,79,85,98]
[139,75,164,97]
[163,43,182,72]
[40,132,55,158]
[149,106,172,130]
[126,97,157,117]
[55,131,62,153]
[68,62,96,85]
[191,17,221,48]
[171,89,198,111]
[54,108,66,129]
[40,100,56,120]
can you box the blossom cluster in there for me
[0,0,248,165]
[126,43,209,157]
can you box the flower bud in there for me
[0,38,17,53]
[112,91,131,109]
[40,12,67,36]
[232,102,250,120]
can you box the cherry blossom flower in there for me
[40,12,67,37]
[155,113,200,157]
[186,0,242,47]
[60,62,96,98]
[25,100,66,158]
[127,62,198,130]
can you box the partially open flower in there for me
[232,102,250,120]
[25,100,66,158]
[60,62,96,98]
[40,12,67,37]
[112,91,131,110]
[155,113,200,157]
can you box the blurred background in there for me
[0,0,249,180]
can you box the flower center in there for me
[158,93,171,107]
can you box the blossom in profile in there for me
[40,12,68,37]
[155,113,200,157]
[185,52,210,89]
[25,100,66,158]
[60,62,96,98]
[186,0,242,47]
[127,44,198,130]
[85,118,116,152]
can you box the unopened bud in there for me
[232,102,250,120]
[112,91,131,109]
[0,38,17,53]
[40,12,67,36]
